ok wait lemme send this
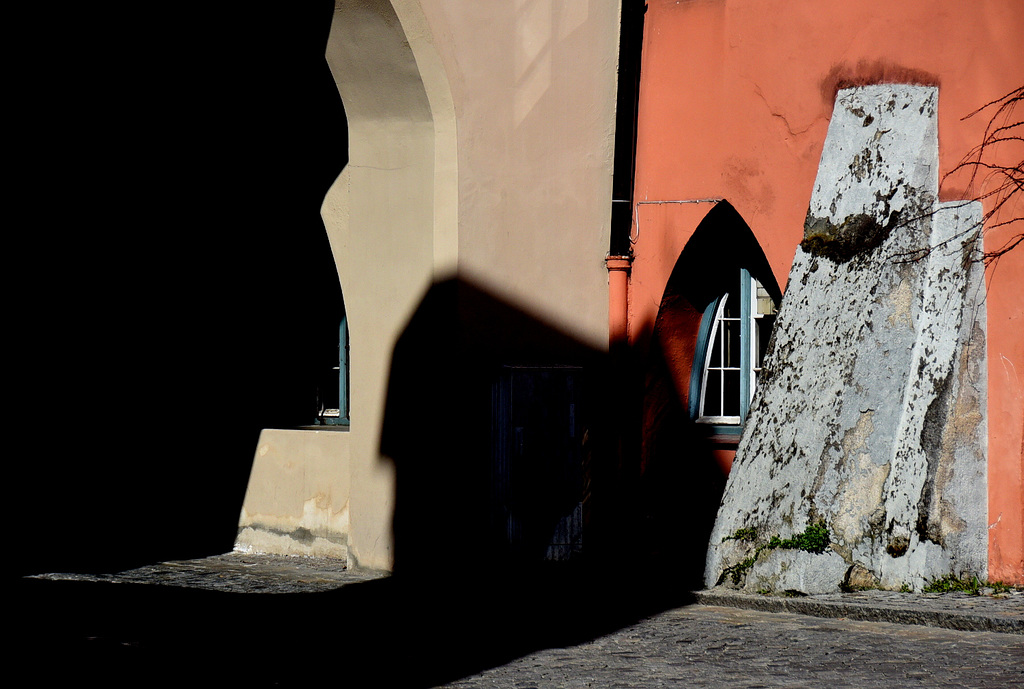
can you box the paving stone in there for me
[696,586,1024,634]
[439,605,1019,688]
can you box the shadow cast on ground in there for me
[16,569,696,687]
[15,278,721,687]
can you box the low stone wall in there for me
[235,428,351,560]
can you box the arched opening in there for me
[223,1,347,433]
[637,201,780,583]
[235,0,457,569]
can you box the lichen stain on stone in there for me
[915,369,952,545]
[886,535,909,557]
[808,411,893,552]
[801,211,897,263]
[833,460,890,547]
[292,526,316,545]
[810,435,841,502]
[848,151,875,182]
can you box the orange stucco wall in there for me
[630,0,1023,582]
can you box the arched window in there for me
[651,201,782,447]
[691,268,777,428]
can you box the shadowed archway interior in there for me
[638,201,781,586]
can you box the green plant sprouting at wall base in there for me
[719,521,832,585]
[923,574,1013,596]
[721,527,757,543]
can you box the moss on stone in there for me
[801,212,897,263]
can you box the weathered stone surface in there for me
[705,85,987,594]
[845,563,881,591]
[741,549,850,595]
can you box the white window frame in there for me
[691,269,776,427]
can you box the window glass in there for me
[697,270,777,426]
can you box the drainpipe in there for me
[606,255,632,352]
[595,3,646,560]
[607,2,645,351]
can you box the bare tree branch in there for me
[939,85,1024,267]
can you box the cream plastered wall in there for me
[243,1,619,571]
[424,0,618,350]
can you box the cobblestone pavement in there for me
[32,552,1023,632]
[31,551,384,593]
[437,604,1022,689]
[23,553,1024,688]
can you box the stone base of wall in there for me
[235,428,351,562]
[234,525,348,560]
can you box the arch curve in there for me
[649,201,781,424]
[319,0,458,571]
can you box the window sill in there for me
[296,424,350,432]
[695,422,742,447]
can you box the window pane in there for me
[755,280,778,316]
[723,369,741,417]
[756,314,776,366]
[724,272,741,319]
[710,321,722,367]
[725,318,741,368]
[703,370,722,417]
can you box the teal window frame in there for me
[317,315,350,426]
[689,268,773,435]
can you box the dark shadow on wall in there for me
[351,276,714,684]
[380,278,620,573]
[10,1,346,577]
[376,271,766,586]
[639,340,728,587]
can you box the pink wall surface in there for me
[630,0,1023,583]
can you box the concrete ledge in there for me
[694,588,1024,635]
[236,428,351,560]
